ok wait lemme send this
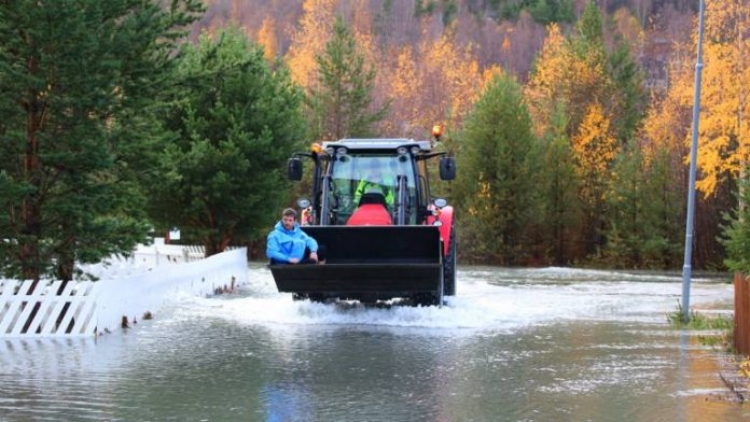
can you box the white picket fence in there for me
[0,279,98,336]
[130,238,223,266]
[0,246,248,337]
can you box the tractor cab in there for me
[288,137,455,227]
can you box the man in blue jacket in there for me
[267,208,325,264]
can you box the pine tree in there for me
[150,28,306,256]
[602,143,646,268]
[455,73,539,264]
[607,41,648,146]
[723,170,750,274]
[535,101,581,265]
[603,143,684,268]
[0,0,203,282]
[307,16,388,140]
[640,147,684,268]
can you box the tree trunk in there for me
[204,233,232,257]
[21,67,44,287]
[56,252,75,282]
[205,241,221,257]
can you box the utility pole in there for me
[681,0,706,323]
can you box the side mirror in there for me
[288,157,302,181]
[439,156,456,181]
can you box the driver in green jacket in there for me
[353,161,394,207]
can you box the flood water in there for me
[0,265,747,421]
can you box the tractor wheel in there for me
[443,226,457,296]
[412,273,444,307]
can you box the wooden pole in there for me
[735,272,749,355]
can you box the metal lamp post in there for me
[681,0,707,323]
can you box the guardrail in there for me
[0,246,248,337]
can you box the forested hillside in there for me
[190,0,737,269]
[3,0,748,282]
[195,0,692,91]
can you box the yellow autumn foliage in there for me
[426,34,481,122]
[664,0,750,197]
[388,31,482,137]
[383,45,423,135]
[284,0,336,89]
[525,24,571,138]
[257,17,277,62]
[573,102,619,177]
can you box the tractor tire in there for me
[443,226,457,296]
[412,272,445,307]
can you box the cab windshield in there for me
[328,154,417,225]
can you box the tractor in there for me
[269,128,457,306]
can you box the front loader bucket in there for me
[269,226,443,303]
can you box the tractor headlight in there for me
[410,146,420,155]
[325,146,335,155]
[397,146,408,155]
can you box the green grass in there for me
[666,302,735,349]
[667,302,734,330]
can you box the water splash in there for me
[174,266,733,331]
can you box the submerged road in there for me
[0,265,745,421]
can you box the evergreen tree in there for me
[607,41,648,146]
[639,147,684,268]
[723,170,750,274]
[0,0,203,282]
[455,73,539,264]
[150,28,306,256]
[603,144,683,268]
[535,101,581,265]
[601,143,645,267]
[577,1,603,44]
[488,0,575,24]
[307,16,388,140]
[529,0,554,25]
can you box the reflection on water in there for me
[0,266,748,421]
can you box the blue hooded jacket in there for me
[266,221,318,263]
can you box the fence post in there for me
[735,272,749,355]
